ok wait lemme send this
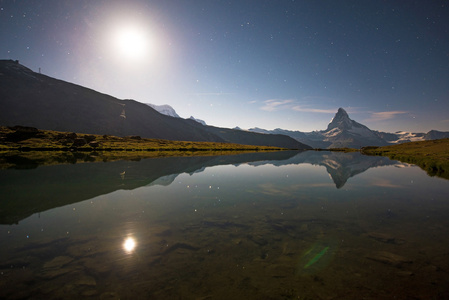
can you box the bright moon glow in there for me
[123,237,136,253]
[113,25,150,61]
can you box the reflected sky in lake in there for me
[1,151,449,299]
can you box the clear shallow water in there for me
[1,151,449,299]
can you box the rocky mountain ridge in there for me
[249,108,449,148]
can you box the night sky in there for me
[1,0,448,132]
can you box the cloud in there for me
[260,99,335,113]
[260,99,295,111]
[291,106,336,113]
[190,92,234,96]
[367,111,408,121]
[370,178,402,188]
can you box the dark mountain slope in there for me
[203,125,306,149]
[0,60,310,149]
[0,60,221,141]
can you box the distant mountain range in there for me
[146,103,181,118]
[249,108,449,148]
[148,102,449,149]
[146,103,207,125]
[2,59,447,149]
[0,60,309,149]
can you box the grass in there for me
[361,139,449,180]
[0,126,288,168]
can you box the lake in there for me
[1,150,449,299]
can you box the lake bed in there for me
[1,151,449,299]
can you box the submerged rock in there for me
[73,275,97,286]
[40,256,76,279]
[367,232,405,245]
[366,251,412,267]
[43,256,74,269]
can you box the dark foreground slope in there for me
[0,60,310,149]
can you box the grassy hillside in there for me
[0,126,287,168]
[361,139,449,179]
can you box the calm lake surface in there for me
[1,151,449,299]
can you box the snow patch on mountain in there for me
[189,116,207,126]
[146,103,180,118]
[145,103,206,125]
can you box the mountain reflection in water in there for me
[1,151,395,224]
[1,151,449,299]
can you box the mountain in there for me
[188,116,207,125]
[250,108,449,148]
[0,60,310,149]
[146,103,180,118]
[423,130,449,140]
[146,103,207,125]
[321,108,390,148]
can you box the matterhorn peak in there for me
[336,107,349,117]
[327,108,353,131]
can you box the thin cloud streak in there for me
[291,106,336,113]
[260,99,335,113]
[189,93,234,96]
[367,111,408,122]
[260,99,295,111]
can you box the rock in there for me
[9,125,38,133]
[40,256,77,279]
[271,221,294,233]
[0,257,31,269]
[366,251,412,267]
[267,264,292,278]
[397,270,414,277]
[6,126,40,141]
[80,257,113,275]
[84,135,96,142]
[247,234,268,246]
[74,275,97,286]
[82,290,99,297]
[163,242,200,254]
[72,138,87,147]
[66,132,77,140]
[126,135,141,140]
[43,256,74,269]
[100,292,121,299]
[40,266,74,279]
[367,232,405,244]
[89,141,100,148]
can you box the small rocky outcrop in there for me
[88,141,100,148]
[6,126,40,142]
[72,138,87,147]
[84,135,96,143]
[126,135,142,140]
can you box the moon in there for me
[112,25,151,61]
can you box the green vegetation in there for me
[361,139,449,180]
[0,126,287,168]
